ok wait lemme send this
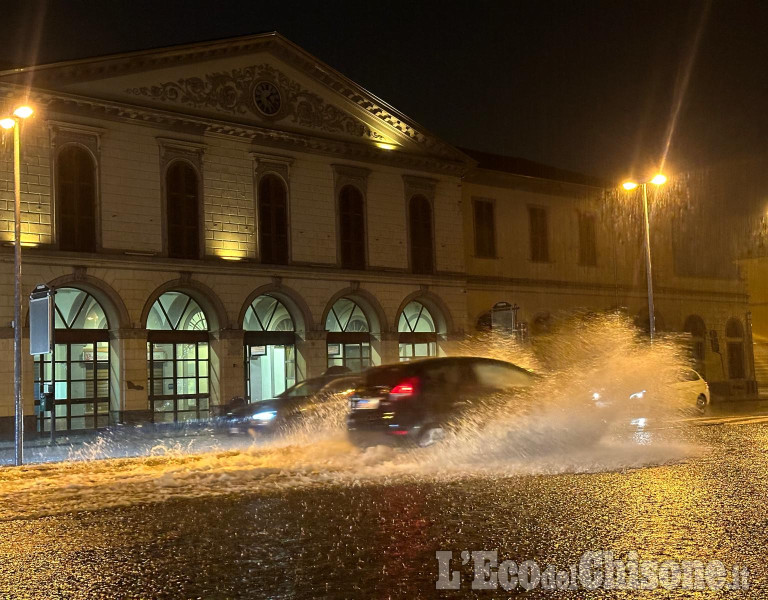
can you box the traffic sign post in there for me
[29,285,56,444]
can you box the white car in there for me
[592,368,710,422]
[671,368,710,412]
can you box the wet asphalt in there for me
[0,417,767,599]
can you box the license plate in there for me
[352,397,381,410]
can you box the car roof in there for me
[365,356,535,376]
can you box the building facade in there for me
[461,150,754,395]
[0,34,472,435]
[0,33,754,437]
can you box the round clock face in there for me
[252,81,281,116]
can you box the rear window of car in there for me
[321,378,360,395]
[365,365,410,387]
[281,380,324,398]
[472,361,533,389]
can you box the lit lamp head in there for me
[13,106,33,119]
[621,181,639,191]
[650,173,667,185]
[0,106,34,130]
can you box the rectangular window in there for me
[578,212,597,266]
[473,199,496,258]
[528,206,549,262]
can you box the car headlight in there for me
[252,410,277,422]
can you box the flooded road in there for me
[0,416,766,598]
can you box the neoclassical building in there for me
[0,33,470,434]
[0,33,754,436]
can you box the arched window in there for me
[684,315,707,374]
[57,146,96,252]
[33,287,110,432]
[726,318,745,379]
[409,195,434,274]
[243,295,296,401]
[147,292,209,422]
[398,300,437,360]
[326,297,371,371]
[166,161,200,259]
[338,185,366,269]
[258,175,289,265]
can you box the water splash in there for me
[0,313,699,520]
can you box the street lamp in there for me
[621,173,667,341]
[1,104,34,466]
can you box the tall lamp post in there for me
[621,173,667,341]
[1,105,34,466]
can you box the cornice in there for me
[466,275,748,302]
[0,84,470,176]
[0,33,473,168]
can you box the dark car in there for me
[346,357,535,447]
[223,375,360,435]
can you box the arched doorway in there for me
[33,287,110,432]
[684,315,707,375]
[398,300,437,360]
[146,292,210,422]
[726,318,746,379]
[243,294,296,402]
[325,298,371,371]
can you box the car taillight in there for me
[390,377,419,397]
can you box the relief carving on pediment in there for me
[126,64,384,141]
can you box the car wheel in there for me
[418,425,445,448]
[696,394,708,412]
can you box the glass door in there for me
[34,340,110,432]
[246,344,296,402]
[148,340,210,422]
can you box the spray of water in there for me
[0,313,700,520]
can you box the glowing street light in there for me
[2,104,34,466]
[13,106,34,119]
[621,173,667,341]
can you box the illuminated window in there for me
[398,301,437,360]
[33,288,110,432]
[258,174,289,265]
[166,161,200,259]
[339,185,366,269]
[409,195,434,274]
[147,292,209,422]
[57,146,96,252]
[243,295,296,401]
[326,298,371,371]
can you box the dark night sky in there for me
[2,0,767,180]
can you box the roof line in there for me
[0,31,472,166]
[0,31,282,77]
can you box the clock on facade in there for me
[252,80,282,116]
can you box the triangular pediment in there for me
[0,33,470,167]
